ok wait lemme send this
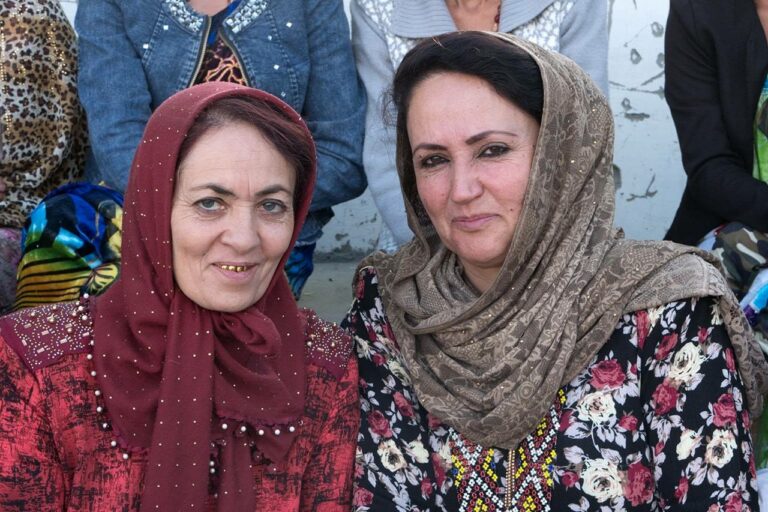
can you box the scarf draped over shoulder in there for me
[364,33,768,450]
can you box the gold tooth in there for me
[220,264,248,272]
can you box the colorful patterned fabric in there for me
[347,267,759,511]
[448,390,562,512]
[754,74,768,183]
[0,228,22,313]
[13,183,122,310]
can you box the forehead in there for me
[406,73,534,139]
[177,122,296,188]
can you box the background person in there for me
[345,32,767,511]
[0,83,358,511]
[351,0,608,252]
[75,0,366,297]
[664,0,768,497]
[0,0,87,312]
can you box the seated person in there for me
[0,83,357,511]
[344,32,767,511]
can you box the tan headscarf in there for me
[364,33,768,450]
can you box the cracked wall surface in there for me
[60,0,683,257]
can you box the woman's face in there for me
[171,122,296,312]
[408,72,540,292]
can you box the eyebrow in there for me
[189,183,292,197]
[412,130,520,154]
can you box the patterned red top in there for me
[0,301,358,511]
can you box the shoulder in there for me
[0,300,92,373]
[302,308,353,380]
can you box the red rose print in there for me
[367,410,393,438]
[590,359,626,389]
[725,348,736,373]
[712,393,737,427]
[559,409,573,432]
[372,353,386,366]
[697,326,709,344]
[355,277,366,299]
[742,410,751,430]
[652,380,679,415]
[724,491,743,512]
[674,476,689,503]
[655,333,678,360]
[353,487,374,506]
[427,413,443,430]
[393,392,415,418]
[636,310,650,350]
[618,414,639,432]
[420,477,433,497]
[431,453,446,487]
[623,461,654,506]
[561,471,579,488]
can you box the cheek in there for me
[262,219,295,259]
[415,177,448,224]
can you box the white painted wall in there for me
[60,0,684,257]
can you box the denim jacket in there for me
[76,0,366,243]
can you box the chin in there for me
[195,294,260,313]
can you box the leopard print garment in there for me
[0,0,86,228]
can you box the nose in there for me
[449,160,483,204]
[219,205,260,252]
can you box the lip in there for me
[452,214,497,231]
[212,262,259,282]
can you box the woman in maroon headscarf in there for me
[0,82,358,511]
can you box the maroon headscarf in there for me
[92,83,316,511]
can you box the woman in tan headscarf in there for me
[345,31,768,511]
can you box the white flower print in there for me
[705,429,737,468]
[677,428,703,460]
[377,439,407,472]
[581,458,623,503]
[668,343,705,385]
[576,391,616,424]
[406,440,429,464]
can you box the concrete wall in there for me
[60,0,683,258]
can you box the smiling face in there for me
[407,72,540,292]
[171,121,296,312]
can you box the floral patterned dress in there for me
[344,267,758,511]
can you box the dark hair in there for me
[392,32,544,208]
[177,96,313,208]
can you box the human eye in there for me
[479,143,510,158]
[194,197,224,213]
[260,199,289,215]
[417,154,448,170]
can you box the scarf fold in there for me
[365,33,768,450]
[92,83,316,511]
